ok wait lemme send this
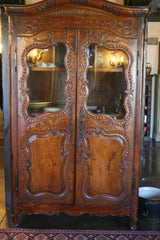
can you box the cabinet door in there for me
[76,29,138,208]
[16,30,76,205]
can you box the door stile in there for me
[16,29,77,206]
[75,28,138,210]
[73,29,79,206]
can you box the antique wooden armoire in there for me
[4,0,149,228]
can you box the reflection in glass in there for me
[27,44,66,116]
[87,45,128,119]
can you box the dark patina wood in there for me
[4,0,149,229]
[1,10,12,227]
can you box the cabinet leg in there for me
[130,215,137,230]
[6,207,19,228]
[11,212,19,227]
[130,224,137,230]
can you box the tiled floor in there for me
[0,134,160,230]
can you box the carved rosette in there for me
[78,29,134,202]
[19,30,75,201]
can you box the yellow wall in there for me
[147,22,160,74]
[108,0,124,4]
[25,0,43,4]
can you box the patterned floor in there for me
[0,229,160,240]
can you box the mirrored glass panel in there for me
[87,45,128,119]
[27,44,66,116]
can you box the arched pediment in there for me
[5,0,149,17]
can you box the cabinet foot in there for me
[131,216,137,230]
[130,224,137,230]
[11,212,20,228]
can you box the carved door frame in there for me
[15,29,77,205]
[75,29,138,207]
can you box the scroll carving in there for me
[80,123,130,202]
[19,30,75,201]
[16,11,136,37]
[101,2,149,17]
[34,0,56,11]
[5,0,149,17]
[78,29,134,202]
[102,2,123,16]
[20,30,75,124]
[79,30,134,128]
[87,30,120,43]
[130,9,149,17]
[79,110,130,202]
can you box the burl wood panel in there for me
[29,135,66,194]
[17,29,76,205]
[87,135,125,197]
[76,29,137,208]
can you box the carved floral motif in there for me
[19,30,75,201]
[18,15,136,37]
[79,111,130,202]
[78,29,134,202]
[5,0,148,17]
[102,2,123,16]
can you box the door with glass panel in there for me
[76,29,138,207]
[17,30,76,204]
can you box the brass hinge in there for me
[15,169,18,192]
[15,47,17,72]
[137,50,139,77]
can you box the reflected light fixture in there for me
[119,56,124,67]
[109,52,116,67]
[120,56,124,64]
[27,49,43,65]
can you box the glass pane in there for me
[27,44,66,116]
[87,45,128,119]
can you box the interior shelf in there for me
[87,67,123,72]
[30,67,66,72]
[30,67,123,72]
